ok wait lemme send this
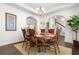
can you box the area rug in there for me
[14,43,72,55]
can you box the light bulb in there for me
[36,8,39,11]
[42,7,44,10]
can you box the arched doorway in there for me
[26,16,37,32]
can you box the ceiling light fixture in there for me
[36,6,46,16]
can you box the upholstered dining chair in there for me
[51,28,61,54]
[21,28,30,51]
[43,28,60,54]
[28,29,37,54]
[44,29,55,50]
[40,29,45,34]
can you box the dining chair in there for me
[21,28,30,51]
[43,28,61,54]
[52,28,61,54]
[37,37,46,52]
[40,29,45,34]
[42,29,55,52]
[28,29,37,54]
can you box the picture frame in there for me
[5,13,17,31]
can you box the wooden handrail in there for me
[56,21,65,28]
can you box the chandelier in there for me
[36,6,46,16]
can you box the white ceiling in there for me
[4,3,79,16]
[25,3,72,11]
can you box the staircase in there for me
[56,21,65,36]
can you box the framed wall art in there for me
[5,13,17,31]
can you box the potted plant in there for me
[67,15,79,48]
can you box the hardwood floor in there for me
[0,36,78,55]
[59,36,79,55]
[58,36,73,48]
[0,44,22,55]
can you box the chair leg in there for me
[38,46,41,52]
[28,46,31,54]
[22,41,25,48]
[34,46,37,55]
[44,46,46,52]
[46,44,50,50]
[25,42,27,51]
[55,41,60,53]
[53,42,57,55]
[41,46,44,52]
